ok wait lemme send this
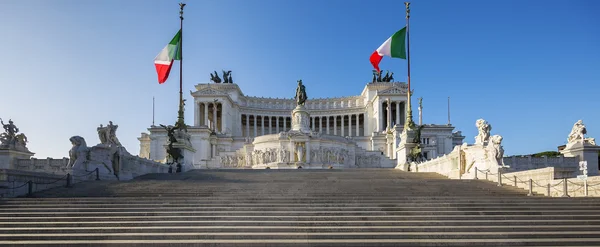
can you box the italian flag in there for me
[154,29,182,84]
[369,27,407,72]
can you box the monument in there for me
[67,121,135,180]
[140,77,465,169]
[561,120,600,176]
[0,118,34,169]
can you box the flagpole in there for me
[447,96,451,125]
[152,96,155,126]
[176,2,186,130]
[403,2,416,130]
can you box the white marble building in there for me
[138,81,465,168]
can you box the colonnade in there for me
[198,102,223,132]
[241,114,365,138]
[380,101,405,130]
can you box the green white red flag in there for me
[370,27,407,72]
[154,29,182,84]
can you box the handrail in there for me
[0,168,102,197]
[474,167,593,198]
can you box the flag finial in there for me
[404,2,410,19]
[179,3,186,20]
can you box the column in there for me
[312,117,315,131]
[326,116,330,134]
[386,98,391,130]
[334,116,337,135]
[356,114,360,136]
[396,101,400,127]
[276,117,279,133]
[204,103,209,127]
[253,115,257,137]
[319,117,323,133]
[221,104,227,133]
[261,116,265,136]
[245,115,250,137]
[341,115,345,137]
[194,102,200,126]
[378,100,383,132]
[284,117,287,132]
[212,103,217,130]
[268,116,272,135]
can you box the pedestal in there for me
[165,142,196,172]
[395,128,417,171]
[561,142,600,176]
[0,148,35,169]
[291,105,311,133]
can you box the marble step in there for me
[2,238,600,247]
[2,225,600,234]
[2,231,600,241]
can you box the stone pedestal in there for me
[164,130,197,172]
[395,128,417,171]
[561,142,600,176]
[0,148,34,169]
[291,105,311,133]
[164,142,196,172]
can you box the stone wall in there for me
[503,156,579,172]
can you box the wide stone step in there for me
[2,238,600,247]
[2,231,600,241]
[4,205,599,212]
[4,219,600,227]
[3,215,600,223]
[3,209,600,216]
[2,225,600,234]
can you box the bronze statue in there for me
[388,72,394,82]
[222,70,232,83]
[160,124,179,145]
[210,71,222,83]
[295,80,307,106]
[372,70,377,83]
[160,124,183,164]
[382,71,390,82]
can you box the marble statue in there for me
[489,135,505,167]
[67,136,89,168]
[96,121,122,146]
[567,120,596,146]
[295,80,307,106]
[0,118,29,151]
[474,119,491,145]
[295,143,304,163]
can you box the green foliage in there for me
[531,151,561,157]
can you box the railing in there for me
[474,167,600,197]
[0,168,99,198]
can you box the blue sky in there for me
[0,0,598,158]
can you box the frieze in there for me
[195,88,228,95]
[378,87,409,95]
[239,109,368,117]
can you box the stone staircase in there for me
[1,169,600,246]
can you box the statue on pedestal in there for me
[295,80,307,106]
[567,120,596,146]
[0,118,29,151]
[160,124,183,166]
[474,119,491,145]
[210,71,222,83]
[96,121,122,147]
